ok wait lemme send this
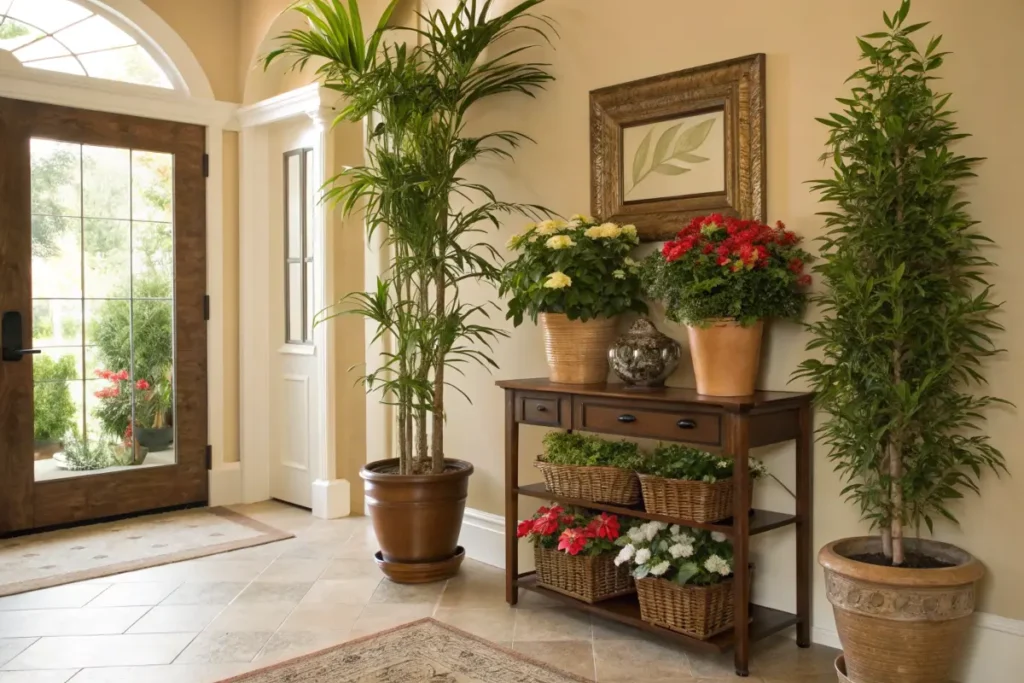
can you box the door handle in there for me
[2,311,42,362]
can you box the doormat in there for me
[218,619,590,683]
[0,507,292,597]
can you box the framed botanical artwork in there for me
[590,54,766,241]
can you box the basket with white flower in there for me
[614,521,737,639]
[516,505,636,603]
[499,215,647,384]
[636,444,768,522]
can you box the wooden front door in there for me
[0,97,208,534]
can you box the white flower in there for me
[704,554,732,576]
[716,459,731,469]
[622,224,637,238]
[584,222,622,239]
[535,219,567,235]
[627,526,646,543]
[672,532,694,545]
[543,271,572,289]
[546,235,574,250]
[634,548,651,565]
[612,269,626,279]
[669,524,681,536]
[669,543,694,559]
[642,521,666,542]
[650,561,670,577]
[614,544,636,567]
[570,213,593,223]
[506,233,523,250]
[711,532,728,543]
[624,257,638,268]
[522,222,537,233]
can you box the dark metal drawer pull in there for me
[677,419,696,429]
[535,404,548,412]
[617,414,637,423]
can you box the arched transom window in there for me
[0,0,171,88]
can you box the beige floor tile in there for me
[369,579,446,605]
[85,582,181,607]
[512,589,563,610]
[173,631,273,664]
[252,630,350,665]
[347,604,435,638]
[745,636,840,679]
[232,581,312,605]
[103,560,268,585]
[0,671,79,683]
[277,603,362,634]
[127,605,226,634]
[590,618,646,641]
[66,663,253,683]
[300,579,381,605]
[513,608,592,643]
[319,558,382,580]
[196,543,286,563]
[204,603,295,633]
[438,575,507,608]
[276,542,340,560]
[593,638,694,682]
[254,558,330,583]
[159,581,250,606]
[433,607,517,642]
[3,634,195,669]
[0,640,36,668]
[0,608,149,638]
[0,586,108,612]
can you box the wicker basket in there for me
[638,474,734,522]
[535,460,641,506]
[636,577,734,639]
[534,546,635,603]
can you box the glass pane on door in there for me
[30,138,177,480]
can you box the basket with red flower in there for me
[640,214,812,396]
[517,506,635,603]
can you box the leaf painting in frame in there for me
[622,110,725,202]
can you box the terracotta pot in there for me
[820,537,984,683]
[361,458,473,584]
[687,319,763,396]
[540,312,618,384]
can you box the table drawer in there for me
[515,392,569,427]
[575,400,721,445]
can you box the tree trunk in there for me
[431,260,446,475]
[890,442,905,566]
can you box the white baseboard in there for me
[460,509,1024,682]
[208,462,242,506]
[312,478,352,519]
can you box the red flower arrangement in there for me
[517,507,626,557]
[642,214,813,325]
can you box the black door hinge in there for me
[202,153,209,178]
[203,295,210,321]
[205,445,212,470]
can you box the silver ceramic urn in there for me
[608,318,681,388]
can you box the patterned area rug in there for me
[0,507,292,597]
[220,619,589,683]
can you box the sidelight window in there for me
[284,148,315,345]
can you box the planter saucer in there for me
[374,546,466,584]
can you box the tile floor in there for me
[0,501,839,682]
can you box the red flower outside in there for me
[136,379,151,391]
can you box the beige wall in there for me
[425,0,1024,626]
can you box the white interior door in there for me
[267,119,320,508]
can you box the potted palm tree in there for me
[265,0,555,583]
[797,2,1007,681]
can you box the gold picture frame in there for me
[590,54,766,242]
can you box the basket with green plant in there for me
[536,432,645,505]
[636,444,767,522]
[517,506,636,603]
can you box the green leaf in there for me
[653,123,682,166]
[676,153,709,164]
[632,127,654,185]
[653,164,690,176]
[673,118,715,157]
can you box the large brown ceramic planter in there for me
[820,537,984,683]
[540,312,618,384]
[361,458,473,584]
[687,318,763,396]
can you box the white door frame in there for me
[237,84,349,518]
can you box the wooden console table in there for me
[498,378,814,677]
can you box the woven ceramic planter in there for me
[535,460,641,506]
[636,577,734,640]
[820,537,984,683]
[534,546,634,603]
[688,319,764,396]
[540,313,618,384]
[638,474,734,523]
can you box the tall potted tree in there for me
[797,2,1006,681]
[266,0,554,583]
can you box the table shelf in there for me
[515,482,798,537]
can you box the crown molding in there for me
[236,83,339,129]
